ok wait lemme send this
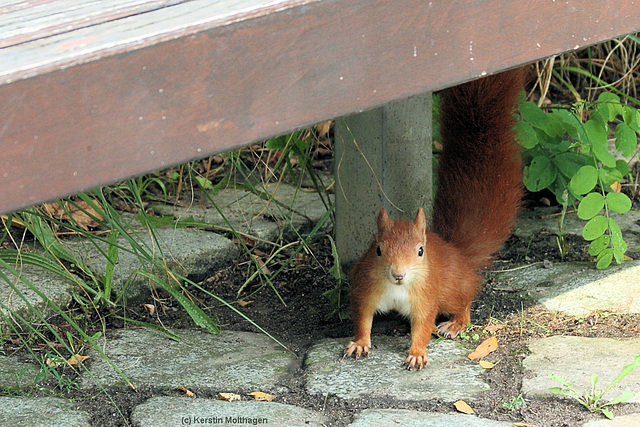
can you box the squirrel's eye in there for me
[418,246,424,257]
[376,245,382,257]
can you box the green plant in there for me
[519,92,637,268]
[548,354,640,419]
[322,235,349,320]
[502,393,525,412]
[457,328,480,341]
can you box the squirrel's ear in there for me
[377,207,390,232]
[414,208,427,234]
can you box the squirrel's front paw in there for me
[404,352,428,370]
[437,320,465,339]
[344,340,370,360]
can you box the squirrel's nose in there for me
[393,272,405,282]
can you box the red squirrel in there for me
[344,69,524,370]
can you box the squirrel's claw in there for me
[437,321,465,339]
[404,354,428,370]
[344,341,370,360]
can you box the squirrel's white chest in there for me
[376,283,411,317]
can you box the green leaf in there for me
[614,122,637,157]
[520,101,554,134]
[553,152,588,179]
[569,165,598,195]
[588,235,610,257]
[577,193,604,220]
[596,249,614,269]
[608,218,627,252]
[548,387,564,394]
[551,108,583,139]
[601,408,614,420]
[597,92,621,121]
[516,121,539,149]
[605,391,635,406]
[599,166,624,187]
[616,159,630,177]
[584,119,616,167]
[582,215,608,241]
[605,192,632,214]
[622,105,640,131]
[524,156,557,192]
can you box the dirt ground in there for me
[72,224,640,427]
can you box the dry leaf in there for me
[143,304,155,316]
[610,181,622,192]
[0,214,25,228]
[43,200,103,231]
[255,257,271,276]
[467,336,498,360]
[253,249,268,257]
[249,391,276,401]
[67,354,90,366]
[624,255,634,261]
[453,399,475,414]
[237,300,254,307]
[479,360,495,369]
[175,386,195,397]
[218,392,241,402]
[515,423,538,427]
[316,121,333,138]
[45,357,63,368]
[484,325,505,332]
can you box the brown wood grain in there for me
[1,0,639,214]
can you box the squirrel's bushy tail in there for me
[431,69,524,271]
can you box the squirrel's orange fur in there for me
[344,69,524,370]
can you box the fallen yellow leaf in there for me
[453,399,475,414]
[515,423,538,427]
[316,121,333,138]
[484,325,505,332]
[237,300,254,307]
[218,392,241,402]
[143,304,155,315]
[43,200,103,231]
[249,391,277,401]
[468,336,498,360]
[67,354,90,366]
[175,386,195,397]
[45,357,64,368]
[479,360,495,369]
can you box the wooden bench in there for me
[1,0,639,261]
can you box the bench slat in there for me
[1,0,639,214]
[0,0,190,49]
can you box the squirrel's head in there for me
[375,207,428,285]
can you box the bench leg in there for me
[334,93,433,268]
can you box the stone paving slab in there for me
[80,329,296,393]
[349,409,514,426]
[66,227,239,303]
[0,397,90,427]
[522,336,640,403]
[305,336,489,400]
[150,183,331,243]
[131,396,326,427]
[0,355,40,388]
[495,261,640,315]
[582,412,640,426]
[0,263,74,323]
